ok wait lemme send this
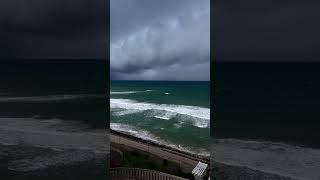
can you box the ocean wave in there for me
[110,123,159,142]
[110,91,138,95]
[113,109,141,116]
[110,90,154,94]
[0,94,101,102]
[110,123,209,156]
[0,117,108,153]
[212,138,320,180]
[110,98,210,128]
[154,115,170,120]
[174,121,184,129]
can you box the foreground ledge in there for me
[110,167,189,180]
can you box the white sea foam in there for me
[213,138,320,180]
[0,117,108,153]
[174,121,183,129]
[110,98,210,128]
[154,115,170,120]
[0,94,100,102]
[164,92,170,95]
[110,123,159,143]
[151,110,176,120]
[110,123,209,156]
[110,91,138,95]
[110,90,155,94]
[113,109,141,116]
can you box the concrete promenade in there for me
[110,130,209,172]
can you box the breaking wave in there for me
[110,91,138,95]
[110,90,154,95]
[110,98,210,128]
[110,123,209,156]
[0,94,101,102]
[154,115,170,120]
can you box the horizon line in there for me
[110,79,210,82]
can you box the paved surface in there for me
[110,132,208,171]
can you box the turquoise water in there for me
[110,81,210,155]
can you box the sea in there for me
[211,62,320,179]
[0,61,210,156]
[0,61,109,179]
[110,80,210,156]
[213,62,320,148]
[0,61,108,129]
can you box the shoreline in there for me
[110,129,210,164]
[110,129,210,174]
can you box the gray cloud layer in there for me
[215,0,320,61]
[111,0,210,81]
[0,0,107,59]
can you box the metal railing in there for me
[110,167,189,180]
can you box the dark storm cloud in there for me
[111,0,210,80]
[0,0,107,59]
[215,0,320,61]
[116,61,210,81]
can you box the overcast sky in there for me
[0,0,107,59]
[110,0,210,81]
[2,0,319,67]
[215,0,320,61]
